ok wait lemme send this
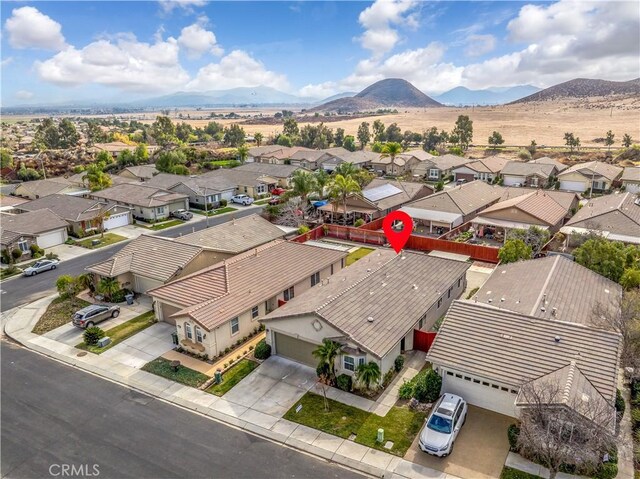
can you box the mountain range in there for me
[433,85,541,106]
[511,78,640,103]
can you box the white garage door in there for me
[442,370,518,418]
[503,176,523,187]
[560,180,586,192]
[134,275,163,294]
[103,212,130,230]
[37,229,67,249]
[625,183,640,194]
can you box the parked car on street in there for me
[22,259,59,276]
[72,304,120,329]
[419,393,467,457]
[231,194,254,206]
[170,209,193,220]
[271,187,286,196]
[268,196,282,205]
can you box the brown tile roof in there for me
[399,149,437,163]
[473,255,622,326]
[86,234,203,282]
[529,156,568,172]
[263,250,470,358]
[234,163,302,178]
[622,166,640,183]
[90,183,188,208]
[145,173,236,195]
[0,195,29,207]
[432,154,470,171]
[564,192,640,238]
[149,240,348,330]
[480,190,568,226]
[499,188,578,212]
[0,209,68,236]
[15,178,83,198]
[91,141,135,153]
[16,194,124,223]
[501,161,557,178]
[403,180,503,216]
[427,300,621,401]
[558,161,623,182]
[119,165,159,180]
[342,150,382,164]
[458,156,510,174]
[175,214,285,253]
[362,179,433,211]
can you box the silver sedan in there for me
[22,259,60,276]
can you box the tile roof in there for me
[427,300,621,401]
[0,195,29,207]
[564,192,640,237]
[362,179,432,211]
[201,167,273,187]
[149,240,347,330]
[499,187,578,212]
[457,156,510,174]
[432,154,470,171]
[558,161,623,181]
[479,190,568,226]
[234,163,303,178]
[175,214,285,253]
[145,173,236,195]
[249,145,286,157]
[14,178,82,198]
[473,255,622,326]
[529,156,568,172]
[16,194,123,222]
[501,161,557,178]
[263,250,470,358]
[86,234,203,282]
[119,165,159,180]
[403,180,503,216]
[0,209,68,237]
[399,149,437,163]
[342,150,382,164]
[622,166,640,183]
[90,183,188,208]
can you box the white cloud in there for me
[465,34,496,57]
[1,57,14,68]
[15,90,34,100]
[178,17,223,58]
[35,35,189,92]
[158,0,207,14]
[186,50,290,91]
[357,0,418,57]
[5,6,66,50]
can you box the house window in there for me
[231,317,239,335]
[18,241,29,253]
[429,169,439,179]
[156,207,164,214]
[448,287,452,299]
[251,306,259,319]
[185,323,193,340]
[437,298,442,308]
[283,286,294,301]
[195,326,203,343]
[343,355,366,372]
[311,271,320,287]
[446,371,454,376]
[530,177,539,187]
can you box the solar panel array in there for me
[363,184,403,202]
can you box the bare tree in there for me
[517,378,615,479]
[274,202,313,228]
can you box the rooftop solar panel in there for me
[363,184,403,202]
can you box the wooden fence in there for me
[414,330,437,353]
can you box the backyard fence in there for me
[413,330,437,353]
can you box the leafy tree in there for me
[156,150,187,174]
[620,268,640,290]
[528,139,537,155]
[223,124,246,147]
[414,369,442,403]
[574,238,632,283]
[236,145,249,163]
[506,227,550,256]
[283,117,299,137]
[117,149,137,167]
[175,122,194,143]
[84,326,105,346]
[1,149,13,169]
[371,142,383,153]
[622,133,633,148]
[343,135,357,152]
[56,275,78,298]
[498,239,533,264]
[83,164,112,191]
[291,170,316,204]
[312,339,341,382]
[435,181,444,192]
[57,119,80,148]
[355,362,381,391]
[97,277,121,301]
[313,169,329,198]
[151,116,176,146]
[17,164,41,181]
[85,121,107,146]
[452,115,473,150]
[254,132,263,147]
[380,142,403,163]
[422,126,441,152]
[604,130,615,151]
[334,128,345,147]
[204,121,224,138]
[298,123,332,149]
[96,150,112,165]
[34,118,60,149]
[171,164,189,175]
[385,123,402,143]
[134,144,148,163]
[402,130,421,150]
[276,134,293,147]
[372,119,385,142]
[357,122,371,149]
[334,162,357,177]
[488,131,504,147]
[328,174,361,225]
[563,132,580,152]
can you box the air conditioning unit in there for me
[97,337,111,348]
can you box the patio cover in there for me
[473,216,549,230]
[318,204,377,215]
[399,206,463,227]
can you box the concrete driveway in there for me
[224,356,317,417]
[101,323,175,368]
[404,405,512,479]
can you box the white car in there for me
[419,393,467,457]
[22,259,59,276]
[230,194,254,206]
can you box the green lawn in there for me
[345,247,375,266]
[191,206,237,216]
[142,357,209,388]
[137,219,183,230]
[32,296,91,335]
[76,233,128,249]
[205,359,258,396]
[209,160,240,168]
[0,267,21,281]
[500,467,542,479]
[284,392,427,456]
[75,311,156,354]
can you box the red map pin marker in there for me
[383,210,413,254]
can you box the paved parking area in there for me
[224,356,317,417]
[404,405,512,479]
[101,323,175,368]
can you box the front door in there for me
[400,337,405,352]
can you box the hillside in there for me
[512,78,640,103]
[312,78,442,112]
[434,85,540,106]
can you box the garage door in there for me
[626,183,640,194]
[503,176,523,187]
[134,275,163,294]
[274,332,317,367]
[37,229,67,248]
[560,180,586,192]
[442,370,518,418]
[103,212,129,230]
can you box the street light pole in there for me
[204,186,210,228]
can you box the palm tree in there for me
[236,145,249,163]
[312,339,342,380]
[314,169,329,198]
[76,273,95,293]
[291,170,316,205]
[355,361,381,391]
[380,142,403,171]
[328,174,361,225]
[254,132,263,147]
[97,277,120,301]
[334,162,357,177]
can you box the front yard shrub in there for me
[83,326,105,346]
[253,339,271,360]
[110,289,127,303]
[1,249,11,264]
[298,225,310,235]
[632,407,640,429]
[414,369,441,403]
[29,244,44,258]
[11,248,23,261]
[507,423,520,452]
[398,380,414,399]
[219,199,227,207]
[616,388,625,418]
[394,355,405,372]
[593,463,618,479]
[336,374,352,392]
[382,369,394,388]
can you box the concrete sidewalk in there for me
[3,295,462,479]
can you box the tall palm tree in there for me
[355,361,381,391]
[328,174,361,225]
[313,169,329,198]
[254,132,263,147]
[312,339,342,380]
[97,277,120,301]
[236,145,249,163]
[334,162,357,177]
[381,142,403,163]
[291,170,316,205]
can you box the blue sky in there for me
[1,0,638,106]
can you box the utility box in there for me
[377,428,384,443]
[97,337,111,348]
[214,370,222,384]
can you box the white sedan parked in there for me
[22,259,60,276]
[230,194,254,206]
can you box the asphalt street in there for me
[0,207,262,311]
[1,341,364,479]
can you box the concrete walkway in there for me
[505,453,588,479]
[3,295,463,479]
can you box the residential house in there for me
[89,141,135,157]
[118,165,159,182]
[247,145,289,163]
[529,156,568,172]
[0,195,29,212]
[89,183,189,222]
[342,150,381,170]
[251,146,311,164]
[500,161,558,188]
[144,173,236,208]
[428,256,622,421]
[261,250,469,378]
[415,154,470,181]
[232,163,303,188]
[557,161,623,193]
[399,150,437,175]
[499,187,579,220]
[15,194,131,236]
[86,234,215,294]
[66,171,136,189]
[621,167,640,194]
[1,208,69,252]
[561,192,640,244]
[202,168,276,198]
[400,180,503,233]
[148,240,347,358]
[289,147,350,171]
[13,178,89,200]
[318,179,433,223]
[452,156,510,184]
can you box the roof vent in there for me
[540,306,546,312]
[551,307,557,316]
[367,269,371,272]
[488,298,493,303]
[412,284,418,290]
[474,295,478,303]
[500,297,505,302]
[367,316,374,323]
[554,335,561,343]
